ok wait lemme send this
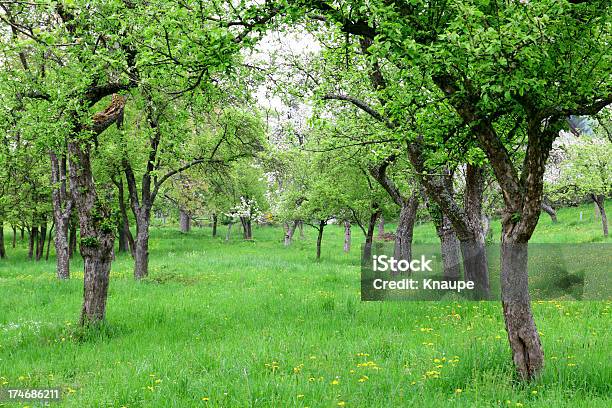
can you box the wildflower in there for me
[531,390,538,395]
[337,402,346,407]
[201,397,209,401]
[331,379,340,385]
[455,389,462,393]
[358,375,368,383]
[297,394,304,398]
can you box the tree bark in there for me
[437,216,461,282]
[343,220,351,253]
[69,221,77,258]
[12,225,16,248]
[591,194,608,237]
[68,136,116,325]
[284,221,298,246]
[316,220,325,260]
[45,221,54,261]
[134,211,150,279]
[50,151,72,278]
[179,208,190,233]
[212,213,218,237]
[28,225,37,260]
[70,93,126,325]
[240,217,252,240]
[298,221,304,238]
[501,240,543,380]
[36,220,47,261]
[540,201,558,223]
[394,194,418,262]
[363,211,380,261]
[115,176,134,255]
[0,222,6,259]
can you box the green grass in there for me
[0,203,610,407]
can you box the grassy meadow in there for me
[0,203,610,407]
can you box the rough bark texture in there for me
[179,209,191,233]
[50,152,72,278]
[501,242,544,380]
[134,212,150,279]
[436,216,461,282]
[343,220,351,253]
[45,222,53,261]
[592,194,608,237]
[36,219,47,261]
[394,195,418,262]
[12,226,16,248]
[69,93,126,325]
[69,136,116,325]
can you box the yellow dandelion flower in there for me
[201,397,210,401]
[331,379,340,385]
[337,402,346,407]
[455,389,462,393]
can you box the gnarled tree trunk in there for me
[179,209,190,233]
[394,194,418,262]
[437,216,461,282]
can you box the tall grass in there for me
[0,203,609,407]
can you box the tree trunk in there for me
[377,215,385,238]
[284,221,298,246]
[68,138,116,326]
[459,238,490,299]
[28,226,38,260]
[363,211,380,261]
[12,225,16,248]
[212,213,218,237]
[45,221,54,261]
[0,223,6,259]
[116,177,134,255]
[592,194,608,237]
[20,226,24,241]
[316,220,325,260]
[540,201,558,223]
[69,221,77,258]
[50,151,72,278]
[437,216,461,282]
[246,219,252,240]
[133,210,151,279]
[343,220,351,253]
[179,209,190,233]
[394,195,418,261]
[36,220,47,261]
[501,240,544,380]
[298,221,304,239]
